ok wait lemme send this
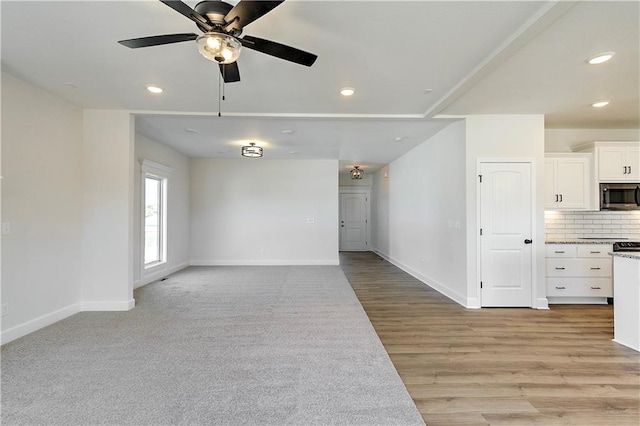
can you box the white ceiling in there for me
[2,1,638,173]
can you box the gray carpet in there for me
[1,266,424,425]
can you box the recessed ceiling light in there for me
[423,89,433,94]
[64,82,78,89]
[282,130,295,135]
[394,136,406,141]
[592,100,610,108]
[185,128,198,133]
[340,87,355,96]
[289,151,297,155]
[588,52,615,65]
[146,85,163,94]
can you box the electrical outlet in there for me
[1,303,8,317]
[307,217,315,224]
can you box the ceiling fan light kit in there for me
[197,32,242,63]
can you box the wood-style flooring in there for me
[340,251,640,426]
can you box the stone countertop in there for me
[610,252,640,260]
[546,239,620,244]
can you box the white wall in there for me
[372,165,390,255]
[338,173,374,187]
[190,159,339,265]
[374,120,468,304]
[134,133,191,287]
[545,128,640,152]
[81,110,135,310]
[465,115,546,308]
[1,72,83,342]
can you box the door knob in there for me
[524,239,533,244]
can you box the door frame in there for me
[476,158,540,308]
[338,187,371,251]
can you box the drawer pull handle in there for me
[590,251,601,254]
[590,286,601,290]
[554,251,565,253]
[555,267,565,270]
[555,286,566,290]
[590,267,601,270]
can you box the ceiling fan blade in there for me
[118,33,198,49]
[241,35,317,67]
[224,1,284,32]
[159,0,212,31]
[219,62,241,83]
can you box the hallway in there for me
[340,251,640,426]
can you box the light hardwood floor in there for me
[340,251,640,426]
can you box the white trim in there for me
[132,110,425,120]
[1,303,81,345]
[373,249,470,308]
[140,159,173,177]
[140,162,170,280]
[536,298,550,309]
[81,299,135,311]
[134,261,190,289]
[548,297,608,305]
[190,259,340,266]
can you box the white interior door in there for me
[340,193,369,251]
[480,162,533,307]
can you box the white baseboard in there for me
[465,297,481,309]
[190,259,340,266]
[81,299,135,311]
[547,296,609,305]
[373,249,468,308]
[1,302,81,345]
[536,297,550,309]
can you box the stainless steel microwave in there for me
[600,183,640,210]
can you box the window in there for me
[144,176,163,266]
[141,160,172,270]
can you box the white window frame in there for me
[141,160,172,276]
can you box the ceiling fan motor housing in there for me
[194,1,241,36]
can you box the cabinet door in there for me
[625,148,640,180]
[599,148,625,181]
[544,159,558,208]
[556,158,589,209]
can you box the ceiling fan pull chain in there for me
[218,66,222,117]
[222,66,226,101]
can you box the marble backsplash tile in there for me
[545,210,640,240]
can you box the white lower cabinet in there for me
[546,244,613,303]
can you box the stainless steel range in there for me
[613,241,640,252]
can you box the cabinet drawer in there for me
[577,245,612,258]
[547,278,612,297]
[545,245,577,258]
[546,258,612,277]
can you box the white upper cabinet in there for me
[598,146,640,181]
[544,154,592,210]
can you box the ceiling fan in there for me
[118,0,318,83]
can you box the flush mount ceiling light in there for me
[241,142,263,158]
[340,87,355,96]
[588,52,615,65]
[592,100,610,108]
[146,85,163,94]
[350,165,363,180]
[196,32,242,64]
